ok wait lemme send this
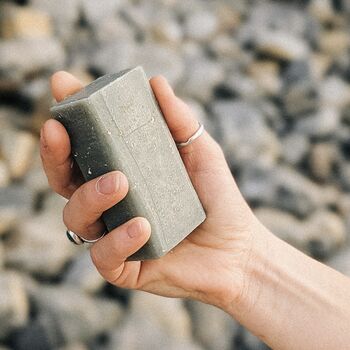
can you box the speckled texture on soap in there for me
[50,66,206,260]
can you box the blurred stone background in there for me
[0,0,349,349]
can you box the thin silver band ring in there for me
[176,122,204,149]
[66,230,107,245]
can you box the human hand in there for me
[40,71,261,309]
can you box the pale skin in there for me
[40,71,350,350]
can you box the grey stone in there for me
[296,107,341,137]
[108,291,199,350]
[30,286,123,344]
[328,247,350,277]
[0,38,65,82]
[184,10,219,42]
[240,164,332,217]
[4,211,78,277]
[0,184,34,226]
[309,142,339,181]
[255,207,308,250]
[0,271,29,340]
[212,101,280,167]
[180,58,225,102]
[319,76,350,109]
[63,250,105,294]
[304,210,346,259]
[255,31,310,61]
[51,67,206,260]
[31,0,80,42]
[0,129,37,179]
[186,300,238,350]
[133,44,184,86]
[282,133,310,165]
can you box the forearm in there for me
[225,224,350,350]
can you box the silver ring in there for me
[66,230,107,245]
[176,122,204,149]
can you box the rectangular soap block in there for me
[50,66,206,260]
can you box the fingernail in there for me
[96,172,120,195]
[127,221,141,238]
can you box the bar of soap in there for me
[50,66,206,260]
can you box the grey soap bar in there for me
[50,66,206,260]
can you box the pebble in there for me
[0,271,29,340]
[63,250,105,294]
[247,60,282,96]
[319,30,349,56]
[180,58,225,102]
[186,300,239,350]
[0,38,65,82]
[281,133,310,165]
[304,210,346,259]
[109,291,198,350]
[309,142,338,181]
[184,11,219,42]
[212,100,281,166]
[256,31,310,61]
[4,211,78,277]
[1,130,37,179]
[31,286,124,344]
[0,3,53,39]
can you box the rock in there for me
[224,71,263,100]
[184,10,219,42]
[0,160,10,188]
[58,344,89,350]
[212,101,281,166]
[0,130,37,179]
[309,142,338,181]
[282,59,320,119]
[0,271,29,340]
[0,3,53,39]
[0,243,4,269]
[327,247,350,277]
[281,133,310,165]
[319,76,350,109]
[296,106,341,137]
[209,35,242,59]
[247,60,281,96]
[91,41,184,86]
[216,3,241,32]
[0,184,34,234]
[185,300,239,350]
[308,0,336,24]
[80,0,122,25]
[63,250,105,294]
[255,207,308,250]
[304,210,346,259]
[134,43,184,86]
[151,16,183,46]
[31,0,81,42]
[0,38,65,83]
[180,58,224,102]
[256,31,309,61]
[238,327,267,350]
[29,286,123,344]
[4,210,78,277]
[240,164,331,217]
[310,53,332,81]
[109,291,199,350]
[319,30,349,56]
